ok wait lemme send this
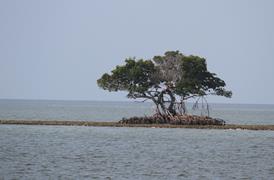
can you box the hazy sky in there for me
[0,0,273,104]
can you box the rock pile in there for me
[119,114,225,125]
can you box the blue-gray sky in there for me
[0,0,273,104]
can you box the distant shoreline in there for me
[1,120,274,131]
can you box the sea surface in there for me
[0,99,274,179]
[1,125,274,179]
[0,99,274,124]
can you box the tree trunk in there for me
[157,89,176,116]
[166,89,176,115]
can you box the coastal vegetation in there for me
[97,51,232,125]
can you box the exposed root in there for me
[119,114,225,125]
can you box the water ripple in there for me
[0,125,274,179]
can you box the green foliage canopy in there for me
[97,51,232,115]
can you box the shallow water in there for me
[0,99,274,124]
[0,100,274,179]
[0,125,274,179]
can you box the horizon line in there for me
[0,98,273,106]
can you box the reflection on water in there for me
[0,125,274,179]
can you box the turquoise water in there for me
[0,99,274,124]
[0,99,274,179]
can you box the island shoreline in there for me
[1,120,274,131]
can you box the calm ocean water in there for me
[0,99,274,179]
[0,99,274,124]
[1,125,274,179]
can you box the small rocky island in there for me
[98,51,232,125]
[119,114,225,125]
[119,115,225,125]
